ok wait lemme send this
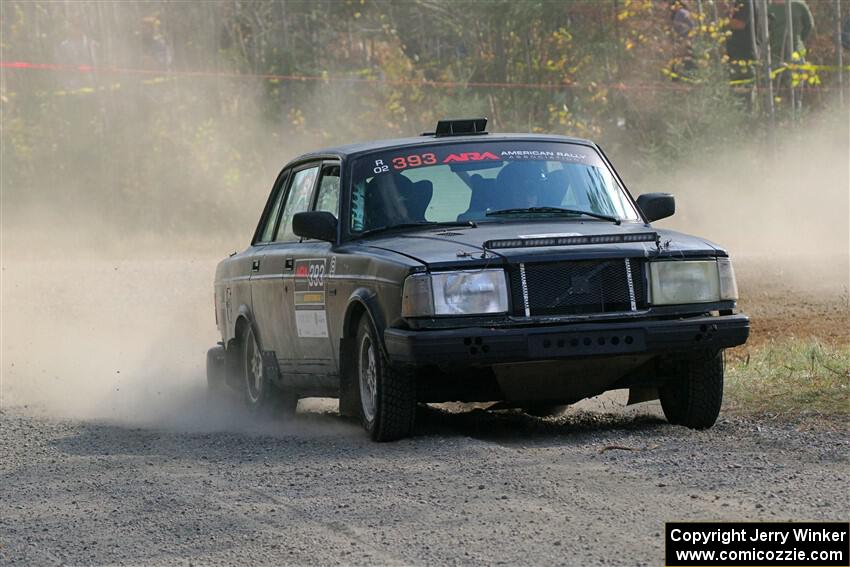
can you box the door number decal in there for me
[294,258,329,338]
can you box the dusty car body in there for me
[207,118,749,441]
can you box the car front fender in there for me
[343,287,388,354]
[338,288,390,417]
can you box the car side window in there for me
[314,164,340,216]
[257,175,288,243]
[275,166,319,242]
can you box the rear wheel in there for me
[659,351,724,429]
[356,317,416,441]
[241,325,297,415]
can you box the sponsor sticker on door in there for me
[294,258,329,338]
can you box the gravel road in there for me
[2,256,848,566]
[2,398,848,566]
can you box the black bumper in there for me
[384,314,749,365]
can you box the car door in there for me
[287,161,341,375]
[251,163,320,377]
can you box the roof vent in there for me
[423,118,488,137]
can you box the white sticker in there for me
[295,309,329,338]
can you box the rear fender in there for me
[226,304,254,348]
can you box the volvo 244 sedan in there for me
[206,118,749,441]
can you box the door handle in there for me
[284,258,294,270]
[251,259,261,272]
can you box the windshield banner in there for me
[353,141,604,182]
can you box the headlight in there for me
[402,269,509,317]
[650,260,723,305]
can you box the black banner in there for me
[666,522,849,567]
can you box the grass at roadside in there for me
[725,341,850,418]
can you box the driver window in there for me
[276,166,319,242]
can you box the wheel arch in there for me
[338,288,388,417]
[342,288,387,350]
[229,305,255,350]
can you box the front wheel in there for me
[659,350,724,429]
[356,317,417,441]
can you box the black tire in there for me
[355,316,416,441]
[241,325,298,416]
[659,350,724,430]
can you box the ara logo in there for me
[442,152,499,163]
[295,264,310,278]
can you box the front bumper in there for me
[384,314,749,365]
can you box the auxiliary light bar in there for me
[483,232,659,250]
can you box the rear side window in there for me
[257,177,287,243]
[276,166,319,242]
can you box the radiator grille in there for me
[509,259,646,316]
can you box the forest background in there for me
[1,0,847,246]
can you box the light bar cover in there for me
[484,232,658,250]
[434,118,488,137]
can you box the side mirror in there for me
[293,211,338,242]
[636,193,675,222]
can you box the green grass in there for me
[725,341,850,418]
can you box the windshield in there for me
[349,141,640,234]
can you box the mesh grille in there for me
[509,259,646,316]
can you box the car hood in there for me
[362,221,724,268]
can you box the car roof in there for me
[288,133,599,165]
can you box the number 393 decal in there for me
[392,153,437,170]
[295,258,326,291]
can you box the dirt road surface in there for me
[1,255,848,566]
[2,404,849,566]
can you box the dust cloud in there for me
[635,111,849,298]
[0,53,357,434]
[0,251,357,436]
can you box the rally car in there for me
[206,118,749,441]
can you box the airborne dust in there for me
[1,33,848,431]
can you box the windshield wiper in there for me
[485,206,621,225]
[357,220,476,238]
